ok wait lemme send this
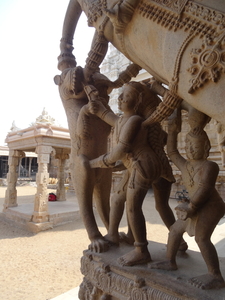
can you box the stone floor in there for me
[51,287,79,300]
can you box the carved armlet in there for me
[101,109,111,120]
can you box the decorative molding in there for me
[150,0,188,14]
[87,0,103,26]
[188,32,225,93]
[184,1,225,30]
[138,0,225,93]
[80,251,196,300]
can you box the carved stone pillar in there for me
[4,150,25,210]
[55,152,69,201]
[29,146,53,232]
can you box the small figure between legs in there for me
[150,115,225,290]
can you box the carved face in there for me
[185,136,209,160]
[118,85,138,114]
[54,67,86,101]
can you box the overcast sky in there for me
[0,0,95,146]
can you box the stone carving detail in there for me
[35,108,56,125]
[57,0,225,297]
[80,251,193,300]
[138,0,216,34]
[87,0,104,26]
[188,32,225,93]
[151,0,188,14]
[184,2,225,29]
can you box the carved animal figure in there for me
[58,0,225,126]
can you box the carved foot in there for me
[119,232,135,245]
[150,260,178,271]
[178,239,188,252]
[104,233,119,246]
[118,247,151,266]
[188,274,225,290]
[88,238,110,253]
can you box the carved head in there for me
[54,66,86,101]
[185,128,211,160]
[119,82,161,117]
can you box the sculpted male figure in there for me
[150,116,225,290]
[84,82,189,266]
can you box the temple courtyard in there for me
[0,185,224,300]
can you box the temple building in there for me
[0,109,73,232]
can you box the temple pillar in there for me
[4,150,25,210]
[55,152,69,201]
[28,157,33,177]
[28,146,53,232]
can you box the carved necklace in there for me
[116,116,129,143]
[185,160,206,187]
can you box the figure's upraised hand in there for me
[88,99,101,115]
[167,108,181,134]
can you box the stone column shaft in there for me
[56,153,69,201]
[32,146,52,223]
[4,150,25,210]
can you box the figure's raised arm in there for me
[84,85,118,127]
[167,109,186,170]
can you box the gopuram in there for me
[55,0,225,299]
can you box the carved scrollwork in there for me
[151,0,188,14]
[87,0,103,26]
[79,278,95,300]
[188,33,225,93]
[184,2,225,30]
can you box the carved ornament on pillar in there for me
[32,146,53,224]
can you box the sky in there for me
[0,0,95,146]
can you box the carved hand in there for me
[175,202,195,220]
[88,99,106,116]
[167,109,181,134]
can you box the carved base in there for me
[79,242,225,300]
[27,221,53,233]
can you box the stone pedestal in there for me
[4,150,25,210]
[79,242,225,300]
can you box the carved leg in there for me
[153,178,175,228]
[103,170,129,245]
[189,201,225,289]
[118,185,151,266]
[153,178,188,251]
[73,155,109,253]
[150,220,185,271]
[93,168,112,230]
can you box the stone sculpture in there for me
[56,0,225,297]
[85,82,189,265]
[58,0,225,126]
[217,122,225,167]
[55,54,141,252]
[150,113,225,290]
